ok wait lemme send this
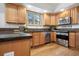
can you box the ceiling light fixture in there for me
[27,5,32,8]
[44,10,48,13]
[60,9,64,12]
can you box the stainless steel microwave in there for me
[58,16,71,25]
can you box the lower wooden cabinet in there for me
[32,32,45,47]
[75,32,79,48]
[69,32,76,48]
[31,32,56,47]
[51,32,56,42]
[39,32,45,45]
[32,32,40,47]
[69,32,79,48]
[0,39,31,56]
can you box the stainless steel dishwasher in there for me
[45,32,51,44]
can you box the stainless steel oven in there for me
[56,32,69,47]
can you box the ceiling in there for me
[27,3,60,12]
[23,3,79,13]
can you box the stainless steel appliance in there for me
[56,32,69,47]
[58,16,71,25]
[45,32,51,43]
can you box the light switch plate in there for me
[4,51,14,56]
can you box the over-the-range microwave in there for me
[58,16,71,25]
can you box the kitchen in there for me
[0,3,79,56]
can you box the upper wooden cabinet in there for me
[58,6,79,24]
[50,14,56,25]
[70,7,78,24]
[43,13,51,25]
[5,3,26,24]
[17,6,26,23]
[5,4,18,23]
[59,9,71,18]
[55,13,60,25]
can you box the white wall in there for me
[72,25,79,29]
[0,3,24,28]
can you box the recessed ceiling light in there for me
[27,5,32,8]
[60,9,64,12]
[44,10,48,13]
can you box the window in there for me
[27,11,42,25]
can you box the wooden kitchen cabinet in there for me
[31,32,45,47]
[56,7,78,24]
[55,13,60,25]
[69,6,79,24]
[39,32,45,45]
[51,32,56,42]
[32,32,40,46]
[59,9,71,18]
[0,39,31,56]
[17,5,26,23]
[70,7,77,24]
[69,32,76,48]
[51,14,56,25]
[69,32,79,48]
[43,13,51,25]
[65,9,71,16]
[5,4,18,23]
[75,32,79,48]
[5,3,26,24]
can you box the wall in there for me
[0,3,24,28]
[72,25,79,29]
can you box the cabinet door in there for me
[32,33,40,46]
[51,15,56,25]
[44,13,51,25]
[75,32,79,48]
[70,7,77,24]
[39,32,45,45]
[65,9,71,16]
[77,7,79,24]
[69,32,76,48]
[55,14,60,25]
[17,6,26,24]
[51,32,56,42]
[59,12,65,17]
[6,4,18,23]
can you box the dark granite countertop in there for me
[0,33,32,42]
[53,29,79,32]
[24,29,79,33]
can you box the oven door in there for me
[56,32,69,47]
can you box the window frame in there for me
[27,10,42,26]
